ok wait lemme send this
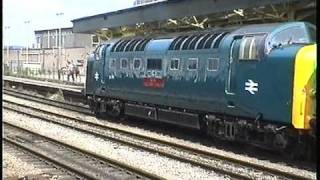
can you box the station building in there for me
[3,27,100,76]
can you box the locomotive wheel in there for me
[106,105,122,118]
[94,102,103,118]
[199,115,208,135]
[105,100,124,119]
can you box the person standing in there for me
[73,60,80,82]
[67,60,75,82]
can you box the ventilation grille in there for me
[111,38,151,52]
[168,32,229,51]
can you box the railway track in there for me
[3,88,90,114]
[4,139,84,179]
[3,96,314,180]
[3,121,163,180]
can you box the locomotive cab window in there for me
[308,26,316,42]
[133,58,142,69]
[270,27,308,48]
[170,58,180,70]
[147,59,162,70]
[238,35,265,60]
[120,58,128,69]
[207,58,219,71]
[187,58,198,70]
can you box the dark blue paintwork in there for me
[86,22,316,125]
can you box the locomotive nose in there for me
[292,44,316,130]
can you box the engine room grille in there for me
[169,32,229,51]
[111,38,151,52]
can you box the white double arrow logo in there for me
[245,79,258,95]
[94,72,99,81]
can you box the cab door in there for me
[225,34,266,116]
[225,37,242,107]
[87,44,107,95]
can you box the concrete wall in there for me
[35,28,93,49]
[3,47,94,75]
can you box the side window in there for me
[207,58,219,71]
[147,59,162,70]
[109,58,116,68]
[133,58,141,70]
[271,27,308,47]
[120,58,128,69]
[94,45,102,60]
[239,35,264,60]
[170,58,180,70]
[187,58,198,70]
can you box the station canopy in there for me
[71,0,316,40]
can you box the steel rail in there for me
[3,135,95,179]
[3,121,164,180]
[3,140,84,180]
[4,100,312,180]
[3,88,90,114]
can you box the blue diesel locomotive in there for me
[85,22,316,158]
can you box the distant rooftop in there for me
[34,27,73,34]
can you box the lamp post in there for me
[4,26,11,73]
[56,12,64,74]
[4,26,10,63]
[24,20,30,64]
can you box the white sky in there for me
[3,0,134,46]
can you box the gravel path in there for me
[3,94,316,180]
[4,109,228,180]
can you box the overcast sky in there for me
[3,0,134,46]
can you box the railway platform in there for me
[4,76,83,93]
[3,76,85,103]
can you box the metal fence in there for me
[3,60,85,84]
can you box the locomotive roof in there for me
[106,22,313,52]
[111,22,310,42]
[231,22,314,35]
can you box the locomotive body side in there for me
[85,22,316,157]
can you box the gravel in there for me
[4,102,273,179]
[3,150,45,179]
[4,109,228,180]
[3,94,316,180]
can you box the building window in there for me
[121,58,128,69]
[187,58,198,70]
[92,35,100,47]
[147,58,162,70]
[133,58,142,69]
[109,58,116,68]
[62,35,65,48]
[36,36,41,49]
[170,58,180,70]
[207,58,219,71]
[51,36,56,48]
